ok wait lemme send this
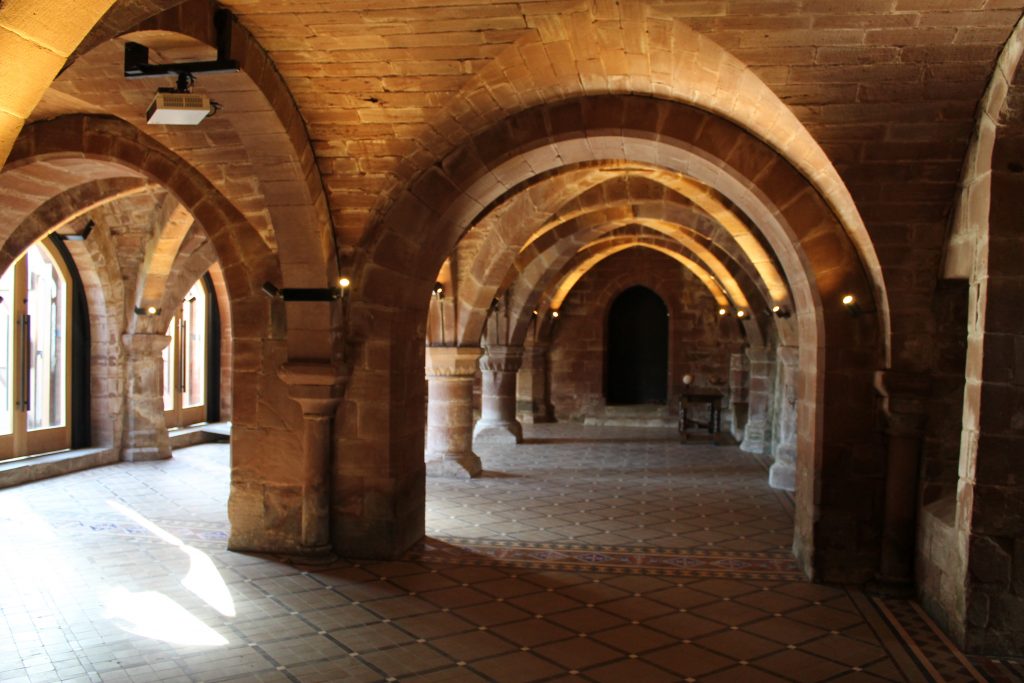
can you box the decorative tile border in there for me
[406,536,805,580]
[862,594,1024,683]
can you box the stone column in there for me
[122,332,172,462]
[474,345,524,444]
[769,346,799,491]
[874,369,930,590]
[425,347,482,478]
[278,362,345,556]
[728,352,749,442]
[517,343,553,423]
[740,346,771,455]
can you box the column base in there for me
[293,545,336,563]
[769,461,796,491]
[473,420,523,444]
[866,576,915,599]
[425,451,482,478]
[123,444,171,462]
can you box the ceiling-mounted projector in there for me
[146,91,213,125]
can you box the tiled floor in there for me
[0,424,1006,682]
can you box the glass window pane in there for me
[0,266,13,436]
[26,244,66,431]
[182,281,205,410]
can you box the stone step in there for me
[584,404,676,428]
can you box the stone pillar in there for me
[278,362,345,556]
[728,352,749,442]
[425,347,482,478]
[873,369,931,590]
[769,346,799,491]
[740,346,771,455]
[474,345,524,444]
[122,333,172,462]
[517,343,553,423]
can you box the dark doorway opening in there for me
[606,285,668,405]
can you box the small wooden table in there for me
[678,392,723,444]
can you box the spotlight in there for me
[338,276,351,289]
[532,309,539,316]
[771,304,791,319]
[736,310,747,319]
[432,282,445,299]
[261,282,281,299]
[134,305,161,316]
[841,293,863,316]
[718,307,728,316]
[551,310,560,319]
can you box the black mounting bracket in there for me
[124,9,240,79]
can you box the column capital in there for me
[480,345,524,373]
[278,361,347,416]
[426,347,482,378]
[874,368,931,437]
[122,332,171,356]
[745,345,771,363]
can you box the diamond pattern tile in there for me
[0,426,991,682]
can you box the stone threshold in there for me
[0,422,231,490]
[0,446,117,490]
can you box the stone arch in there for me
[56,0,339,294]
[928,13,1024,655]
[457,191,780,349]
[1,178,151,274]
[119,0,338,288]
[504,226,772,353]
[5,115,278,307]
[535,239,765,350]
[0,0,115,161]
[545,248,746,420]
[367,5,888,357]
[351,95,884,578]
[129,196,196,334]
[41,209,127,453]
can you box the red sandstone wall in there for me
[548,250,745,422]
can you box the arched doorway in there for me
[606,286,668,405]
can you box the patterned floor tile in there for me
[0,426,1010,682]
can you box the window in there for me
[163,279,208,429]
[0,241,71,461]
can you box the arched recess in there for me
[606,286,669,405]
[350,95,885,579]
[928,13,1024,656]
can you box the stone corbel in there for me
[874,368,932,590]
[278,361,347,556]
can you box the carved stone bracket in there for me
[873,368,932,589]
[278,361,347,556]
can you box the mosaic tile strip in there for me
[407,536,805,580]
